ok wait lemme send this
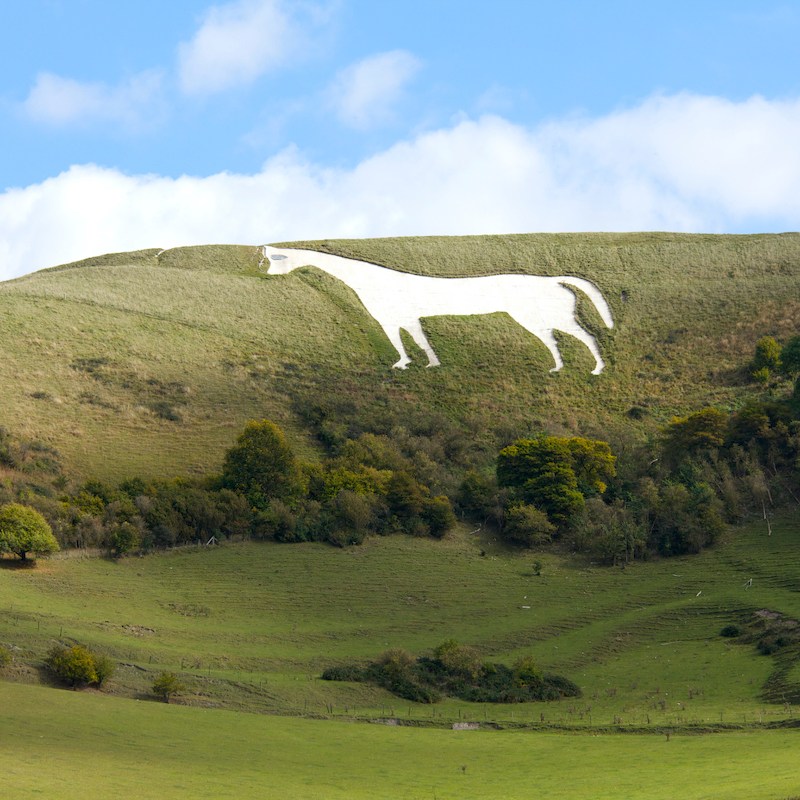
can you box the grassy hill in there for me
[1,232,798,481]
[2,232,800,797]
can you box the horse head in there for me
[261,245,298,274]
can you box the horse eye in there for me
[271,254,287,261]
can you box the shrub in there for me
[751,336,782,377]
[0,645,12,668]
[720,624,742,638]
[423,495,456,538]
[321,664,367,682]
[151,671,185,703]
[46,645,101,687]
[781,335,800,376]
[503,504,555,547]
[106,521,141,557]
[93,653,117,686]
[433,639,482,680]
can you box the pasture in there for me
[2,514,800,797]
[2,682,800,799]
[1,514,798,729]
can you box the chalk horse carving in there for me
[262,245,614,374]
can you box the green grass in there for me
[2,514,799,728]
[2,507,800,797]
[0,233,798,479]
[3,681,800,799]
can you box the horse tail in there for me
[557,277,614,329]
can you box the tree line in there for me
[1,334,798,564]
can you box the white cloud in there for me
[2,93,799,281]
[177,0,324,95]
[327,50,422,129]
[22,70,164,127]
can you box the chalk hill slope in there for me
[1,233,798,480]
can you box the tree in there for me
[662,408,728,463]
[220,420,302,509]
[0,503,59,561]
[152,671,185,703]
[423,495,456,538]
[752,336,782,378]
[106,521,141,557]
[780,335,800,376]
[496,436,615,529]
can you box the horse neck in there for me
[295,250,378,284]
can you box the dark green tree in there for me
[497,436,613,527]
[662,408,728,464]
[221,420,303,509]
[780,335,800,376]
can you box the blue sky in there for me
[1,0,799,278]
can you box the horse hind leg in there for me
[403,319,441,368]
[509,316,565,372]
[568,326,606,375]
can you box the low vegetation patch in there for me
[322,640,581,704]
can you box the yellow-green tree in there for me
[496,436,616,527]
[0,503,59,562]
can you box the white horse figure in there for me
[262,245,614,374]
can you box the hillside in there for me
[0,232,798,481]
[2,515,799,726]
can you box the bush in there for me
[152,671,185,703]
[751,336,782,378]
[423,495,456,538]
[720,624,742,638]
[0,645,12,668]
[503,504,555,547]
[321,664,367,682]
[46,644,114,688]
[93,653,117,686]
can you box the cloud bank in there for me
[2,93,799,281]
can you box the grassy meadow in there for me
[2,515,800,797]
[3,682,800,800]
[0,233,798,480]
[1,515,799,728]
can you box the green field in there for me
[1,233,798,480]
[2,515,800,797]
[2,515,799,727]
[3,682,800,800]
